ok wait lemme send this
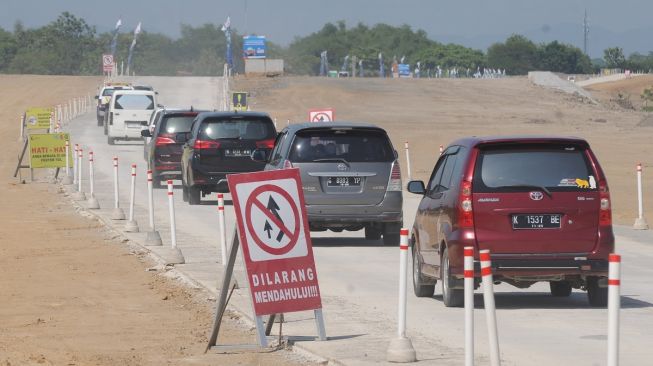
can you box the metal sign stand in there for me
[206,228,327,352]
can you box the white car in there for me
[106,90,157,145]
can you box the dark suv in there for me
[252,123,403,245]
[141,109,205,187]
[408,136,613,307]
[180,111,276,204]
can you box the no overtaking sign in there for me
[227,168,322,316]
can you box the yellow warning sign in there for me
[232,92,248,111]
[29,133,72,168]
[25,107,53,130]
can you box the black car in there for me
[141,109,205,187]
[180,111,276,204]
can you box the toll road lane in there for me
[65,76,653,365]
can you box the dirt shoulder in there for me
[236,75,653,225]
[0,75,308,365]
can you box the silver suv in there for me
[252,122,403,245]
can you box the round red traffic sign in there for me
[245,184,300,255]
[311,112,332,122]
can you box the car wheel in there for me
[413,244,435,297]
[182,185,189,202]
[550,281,572,297]
[365,226,381,240]
[107,137,115,145]
[97,118,103,127]
[188,186,201,205]
[382,223,401,246]
[441,247,464,307]
[587,276,608,307]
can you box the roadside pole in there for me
[111,157,126,220]
[404,141,412,181]
[166,180,185,264]
[217,193,227,265]
[439,145,444,155]
[124,164,139,232]
[145,169,162,245]
[607,254,621,366]
[386,228,417,363]
[464,246,475,366]
[73,148,86,200]
[87,151,100,209]
[633,163,648,229]
[73,144,79,188]
[480,249,501,366]
[62,140,73,185]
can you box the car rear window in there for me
[289,128,394,163]
[198,117,275,140]
[159,115,196,134]
[114,94,154,110]
[102,88,115,96]
[473,144,597,192]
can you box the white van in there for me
[106,90,157,145]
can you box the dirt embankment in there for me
[0,75,309,365]
[236,75,653,225]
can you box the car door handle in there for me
[114,112,120,116]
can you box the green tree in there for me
[603,47,626,69]
[0,27,16,71]
[536,41,592,74]
[487,34,537,75]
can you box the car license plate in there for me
[224,149,251,157]
[327,177,361,187]
[512,214,561,229]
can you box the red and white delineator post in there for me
[386,228,417,363]
[62,140,73,185]
[73,148,86,201]
[633,163,649,229]
[166,180,185,264]
[480,249,501,366]
[111,157,126,220]
[124,164,139,232]
[607,254,621,366]
[72,144,79,187]
[86,151,100,209]
[464,246,475,366]
[145,169,162,245]
[217,193,227,265]
[404,141,413,181]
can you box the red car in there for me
[408,136,614,307]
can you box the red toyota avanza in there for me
[408,136,614,307]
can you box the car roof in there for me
[195,111,272,120]
[161,108,209,115]
[112,89,156,96]
[283,121,385,133]
[449,135,590,149]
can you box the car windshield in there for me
[289,128,394,163]
[473,144,596,192]
[198,118,275,140]
[114,94,154,110]
[159,115,196,134]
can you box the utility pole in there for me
[583,9,589,56]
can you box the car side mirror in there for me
[140,129,152,137]
[407,180,426,195]
[393,149,398,159]
[94,95,99,100]
[251,149,269,163]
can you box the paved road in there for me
[67,76,653,365]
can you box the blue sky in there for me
[2,0,652,57]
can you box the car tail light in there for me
[282,159,293,169]
[193,139,220,150]
[599,181,612,226]
[458,180,474,228]
[256,139,275,149]
[155,134,175,146]
[387,161,402,191]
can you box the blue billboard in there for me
[243,36,267,59]
[398,64,411,78]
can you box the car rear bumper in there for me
[477,258,609,277]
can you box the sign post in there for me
[207,168,326,350]
[308,108,335,122]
